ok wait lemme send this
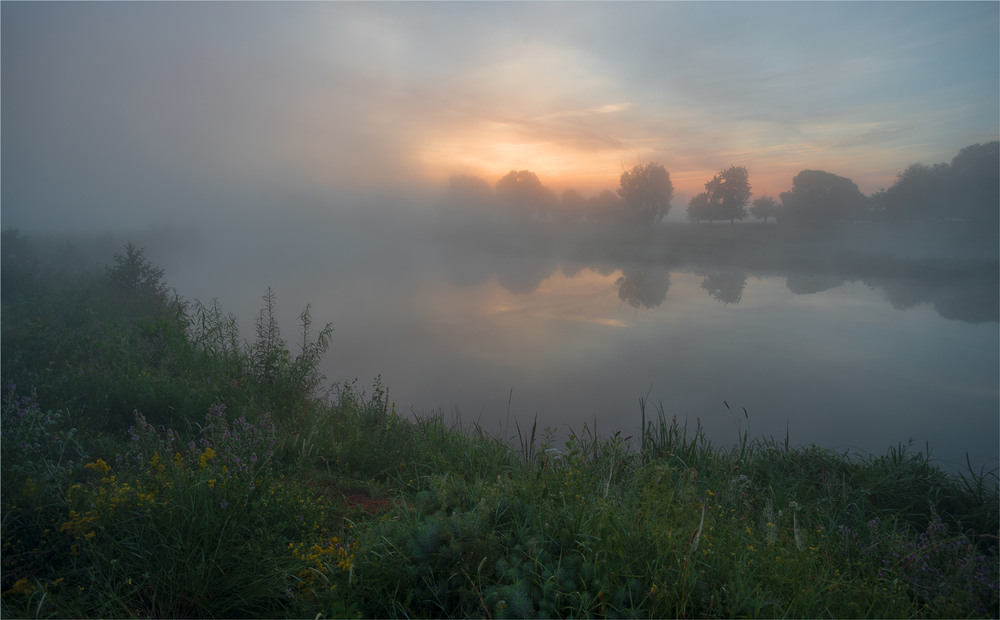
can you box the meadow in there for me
[1,229,997,618]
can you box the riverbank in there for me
[2,232,996,618]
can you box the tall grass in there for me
[2,230,997,618]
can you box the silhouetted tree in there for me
[615,267,670,308]
[495,170,555,222]
[779,170,866,224]
[617,162,674,226]
[880,162,951,221]
[750,195,781,223]
[587,189,622,223]
[704,165,752,223]
[107,242,168,308]
[687,192,711,222]
[949,141,999,224]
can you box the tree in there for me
[949,141,999,224]
[617,162,674,226]
[586,189,622,224]
[704,165,752,223]
[880,162,950,221]
[686,192,711,222]
[779,170,866,224]
[750,195,781,223]
[107,242,167,308]
[495,170,555,221]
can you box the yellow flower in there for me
[199,447,217,468]
[6,577,36,596]
[84,459,111,475]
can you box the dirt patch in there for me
[308,478,393,514]
[340,492,392,513]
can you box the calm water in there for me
[159,216,999,473]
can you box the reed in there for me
[2,234,996,618]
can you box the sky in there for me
[3,1,998,232]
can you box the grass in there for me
[1,228,997,618]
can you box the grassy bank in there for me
[2,230,997,618]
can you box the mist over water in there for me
[4,1,998,474]
[35,200,997,474]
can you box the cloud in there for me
[2,2,997,231]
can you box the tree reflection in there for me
[494,256,557,295]
[785,274,846,295]
[872,276,999,324]
[615,268,670,309]
[700,271,747,305]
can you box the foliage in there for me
[874,141,999,225]
[750,194,781,223]
[2,401,356,618]
[704,165,752,223]
[495,170,556,222]
[106,242,168,312]
[879,163,952,221]
[1,240,331,433]
[687,192,711,222]
[586,189,623,224]
[617,162,674,226]
[2,233,998,618]
[949,141,999,224]
[779,169,867,223]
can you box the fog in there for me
[3,2,998,471]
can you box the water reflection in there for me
[700,271,747,305]
[786,273,848,295]
[429,237,997,323]
[615,268,670,309]
[141,214,996,472]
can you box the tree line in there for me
[439,141,998,228]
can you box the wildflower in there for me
[199,446,217,468]
[6,577,35,596]
[84,459,111,475]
